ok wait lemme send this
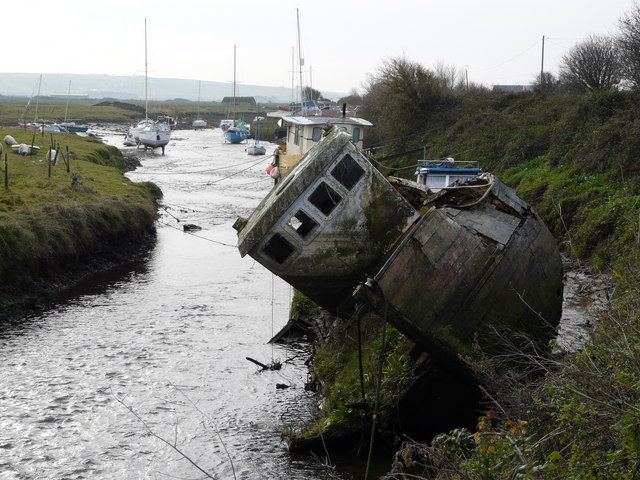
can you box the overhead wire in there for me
[471,39,541,73]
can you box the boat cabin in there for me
[268,114,373,179]
[415,158,482,192]
[234,130,417,310]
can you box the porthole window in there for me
[330,154,364,190]
[287,210,318,238]
[308,181,342,216]
[263,234,295,264]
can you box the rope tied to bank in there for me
[364,300,389,480]
[157,220,237,248]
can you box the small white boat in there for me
[193,119,207,130]
[134,119,171,149]
[219,119,233,132]
[41,123,63,133]
[247,143,266,155]
[123,127,138,146]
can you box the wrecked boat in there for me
[234,129,563,374]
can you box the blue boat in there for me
[224,123,249,144]
[60,122,89,133]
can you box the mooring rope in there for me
[364,300,389,480]
[157,220,237,248]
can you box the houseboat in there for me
[415,158,482,191]
[234,130,563,379]
[267,112,372,179]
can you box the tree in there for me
[618,3,640,87]
[302,86,322,101]
[559,34,622,91]
[533,71,559,95]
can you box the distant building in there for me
[492,84,534,93]
[221,96,256,106]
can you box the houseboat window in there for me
[308,181,342,216]
[352,127,361,143]
[263,234,295,264]
[287,209,318,238]
[331,154,364,190]
[427,174,448,189]
[294,125,300,145]
[312,127,323,142]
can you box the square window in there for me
[352,127,361,143]
[308,181,342,216]
[287,210,318,238]
[330,154,365,190]
[312,127,323,142]
[263,234,295,264]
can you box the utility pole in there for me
[540,35,545,88]
[291,46,295,103]
[310,66,313,99]
[296,8,304,115]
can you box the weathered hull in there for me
[356,175,563,368]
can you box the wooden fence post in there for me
[48,147,52,178]
[66,146,70,173]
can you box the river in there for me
[0,128,347,480]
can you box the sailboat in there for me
[19,75,42,129]
[193,80,207,130]
[224,45,250,144]
[60,81,89,133]
[128,18,171,153]
[247,116,266,155]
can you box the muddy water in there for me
[0,128,345,480]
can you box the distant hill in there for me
[0,73,345,103]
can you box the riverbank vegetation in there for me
[298,4,640,479]
[0,128,161,317]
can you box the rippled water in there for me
[0,128,347,480]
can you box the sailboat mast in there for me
[233,44,237,120]
[144,17,148,122]
[296,8,304,115]
[197,80,201,118]
[291,46,295,103]
[64,81,71,123]
[34,74,42,123]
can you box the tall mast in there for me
[34,74,42,123]
[197,80,201,118]
[291,46,295,103]
[233,44,237,120]
[296,8,304,115]
[64,80,71,122]
[144,17,148,122]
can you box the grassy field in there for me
[0,97,280,125]
[0,127,160,314]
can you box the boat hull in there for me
[61,124,89,133]
[225,128,248,144]
[247,143,266,155]
[356,176,563,367]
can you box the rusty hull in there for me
[357,175,563,368]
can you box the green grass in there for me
[0,128,160,308]
[0,99,281,125]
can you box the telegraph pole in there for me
[540,35,545,87]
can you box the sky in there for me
[2,0,636,96]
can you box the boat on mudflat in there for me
[224,120,249,144]
[234,129,563,381]
[60,122,89,133]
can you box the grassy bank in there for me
[0,128,161,316]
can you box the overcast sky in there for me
[3,0,636,95]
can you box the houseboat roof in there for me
[236,130,355,257]
[282,116,373,127]
[266,111,372,127]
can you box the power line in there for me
[472,39,541,73]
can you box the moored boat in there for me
[60,122,89,133]
[234,129,563,382]
[219,119,233,132]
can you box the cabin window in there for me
[287,209,318,238]
[262,234,295,264]
[352,127,361,143]
[331,154,364,190]
[427,175,448,190]
[294,125,300,145]
[308,181,342,216]
[312,127,323,142]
